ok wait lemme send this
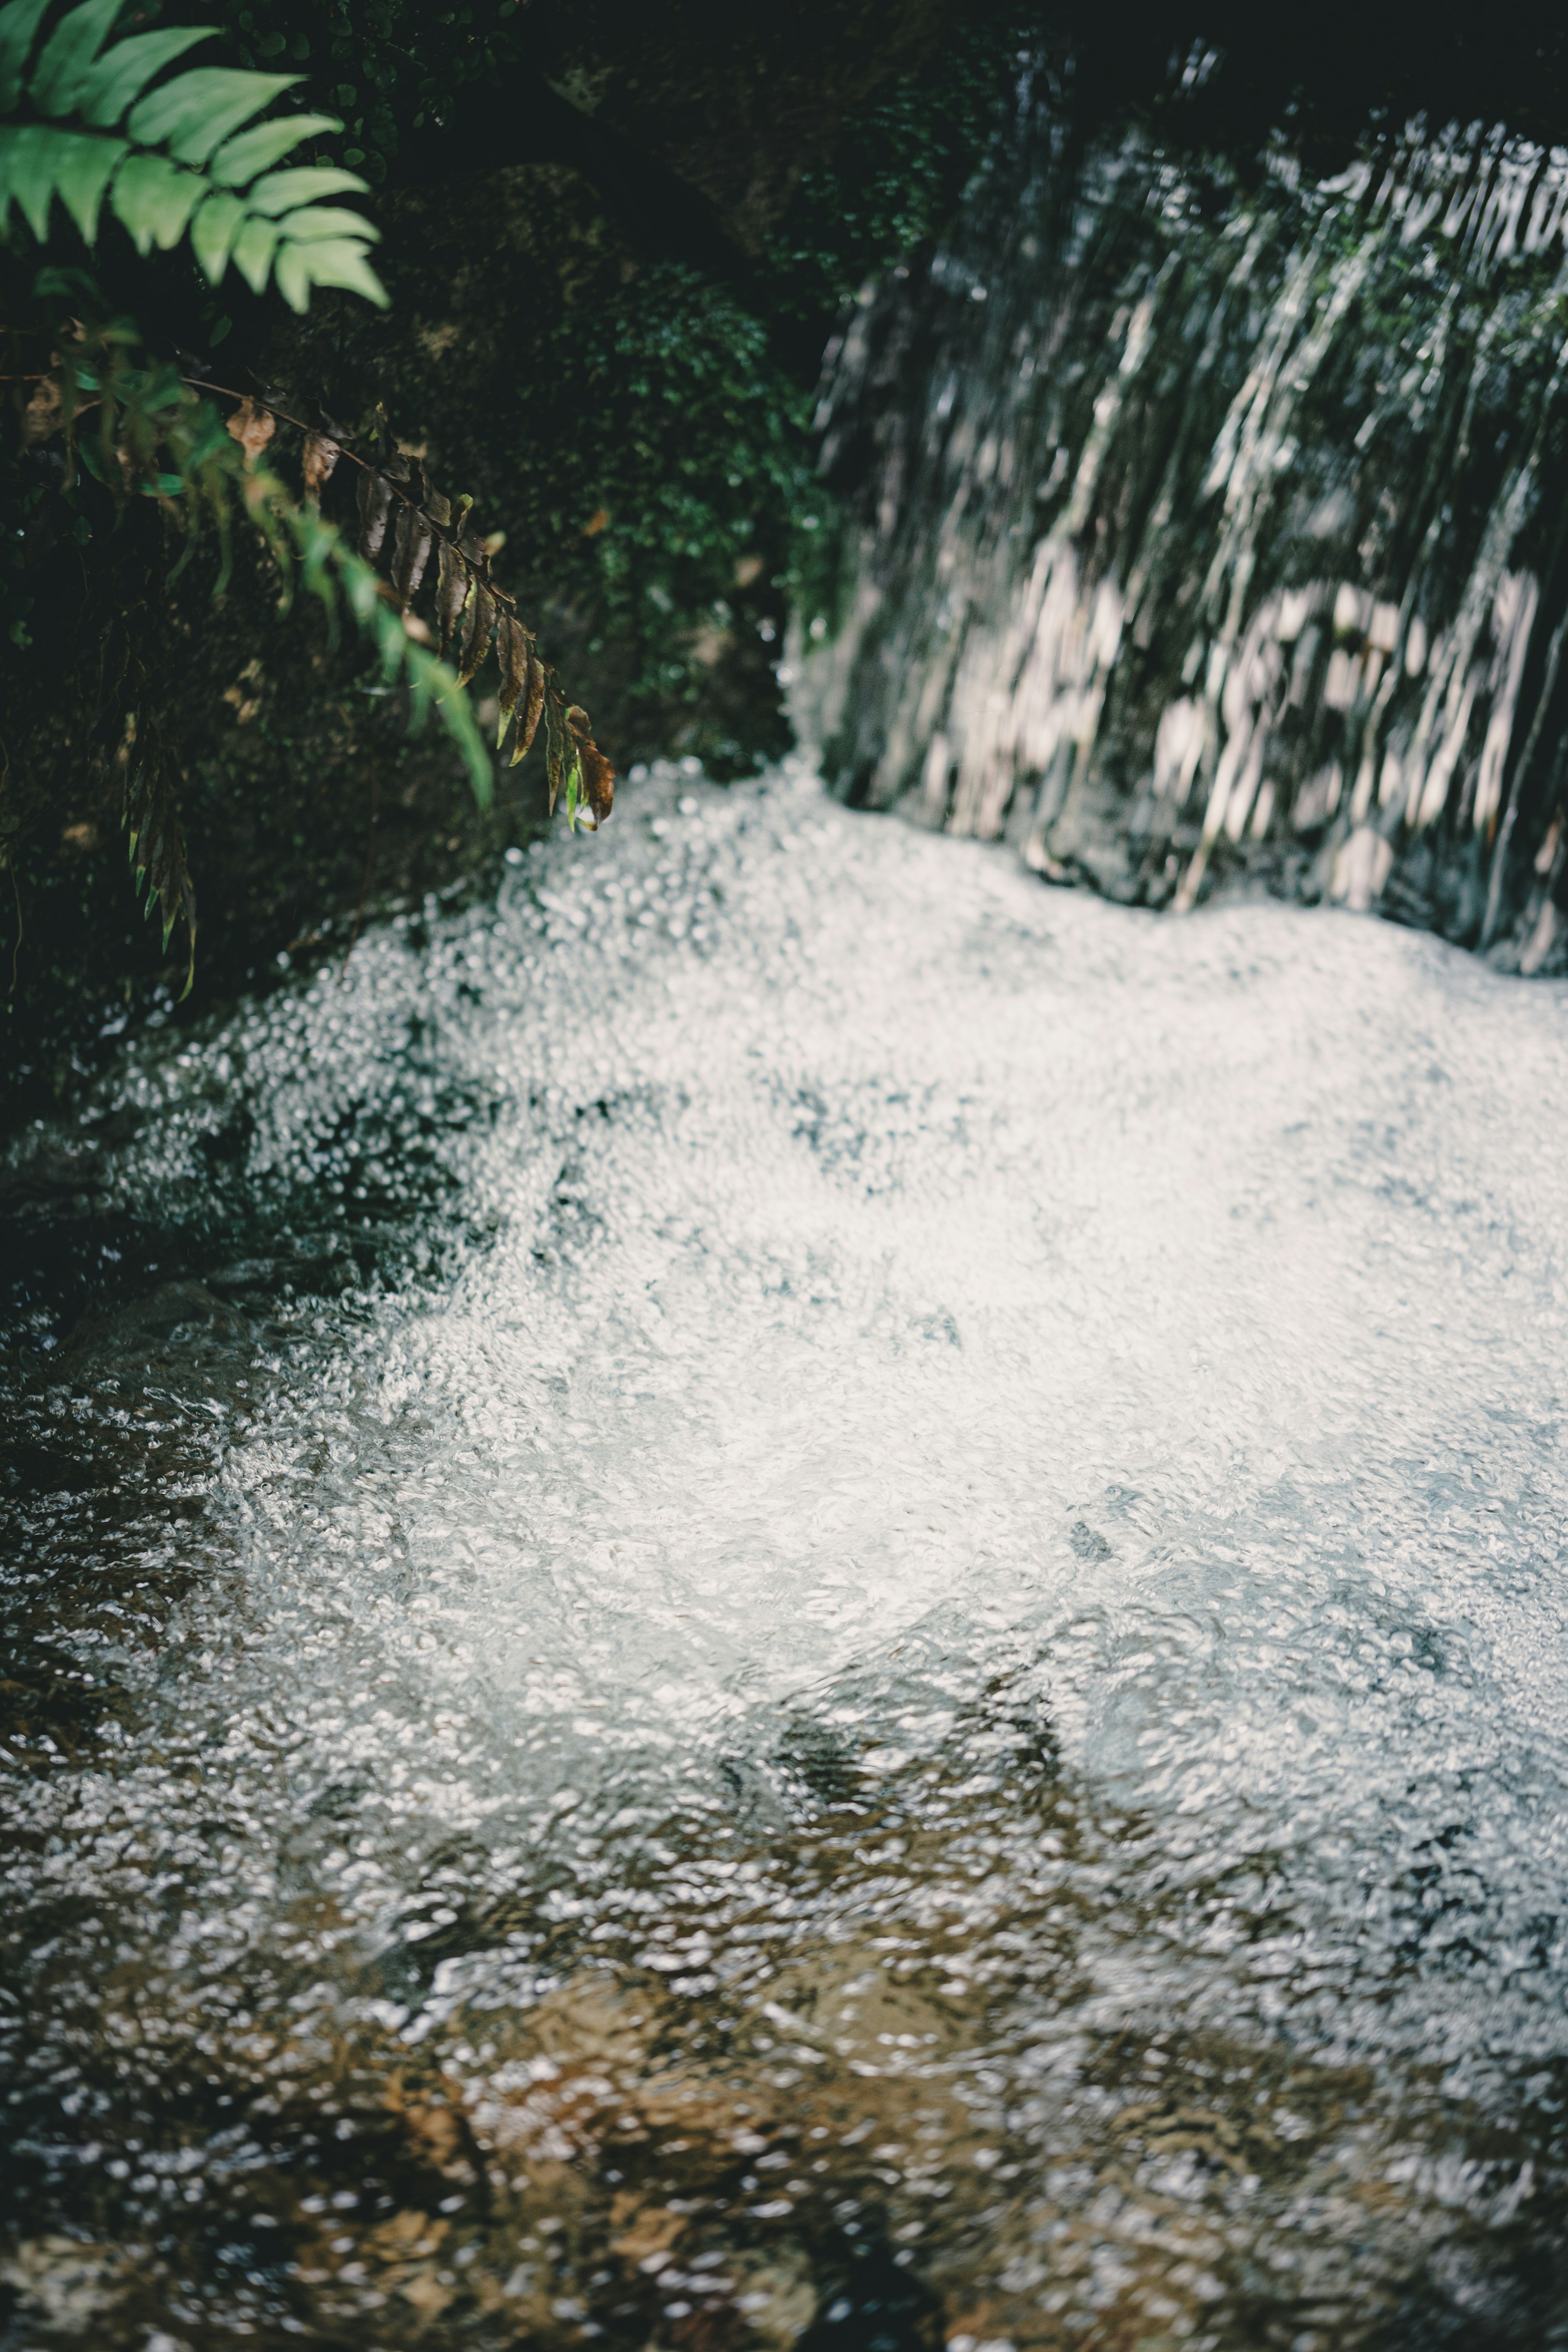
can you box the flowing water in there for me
[808,78,1568,965]
[4,762,1568,2348]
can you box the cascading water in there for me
[804,68,1568,969]
[7,60,1568,2352]
[4,763,1568,2348]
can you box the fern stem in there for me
[192,376,526,621]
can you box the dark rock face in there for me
[806,69,1568,973]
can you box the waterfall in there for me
[804,67,1568,971]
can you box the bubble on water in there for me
[6,766,1568,2341]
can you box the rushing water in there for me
[807,80,1568,967]
[4,763,1568,2348]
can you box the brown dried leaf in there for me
[435,537,466,656]
[392,501,434,611]
[544,683,568,816]
[226,396,276,469]
[20,371,63,448]
[495,612,531,747]
[565,704,615,827]
[457,584,496,689]
[512,642,547,767]
[579,742,616,825]
[356,468,392,561]
[301,432,340,509]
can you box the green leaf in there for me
[270,233,310,311]
[274,201,378,242]
[188,183,244,278]
[75,25,214,126]
[1,122,67,236]
[110,148,207,252]
[274,232,385,310]
[127,65,294,164]
[207,109,338,184]
[243,160,366,214]
[30,0,121,114]
[0,0,51,114]
[49,125,127,236]
[229,206,278,292]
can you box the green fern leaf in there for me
[127,63,294,164]
[243,161,368,214]
[229,208,278,292]
[1,121,66,234]
[3,4,383,317]
[274,202,379,243]
[49,122,126,234]
[111,147,207,251]
[0,0,51,113]
[207,109,339,185]
[274,232,385,310]
[29,0,119,113]
[75,25,214,125]
[187,182,243,277]
[270,232,312,311]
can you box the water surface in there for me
[4,766,1568,2348]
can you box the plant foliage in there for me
[7,287,615,990]
[337,403,614,829]
[0,0,386,309]
[0,5,616,1004]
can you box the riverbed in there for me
[4,764,1568,2348]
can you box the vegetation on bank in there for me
[0,0,1023,1113]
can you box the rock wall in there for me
[804,72,1568,971]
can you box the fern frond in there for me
[0,0,386,311]
[123,728,198,997]
[243,473,493,811]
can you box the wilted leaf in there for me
[579,741,615,825]
[434,535,466,656]
[301,430,339,508]
[20,369,63,446]
[495,610,530,747]
[513,641,546,767]
[457,582,495,689]
[356,464,391,559]
[543,682,567,816]
[565,704,615,827]
[225,393,274,466]
[391,498,432,610]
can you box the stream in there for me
[4,762,1568,2348]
